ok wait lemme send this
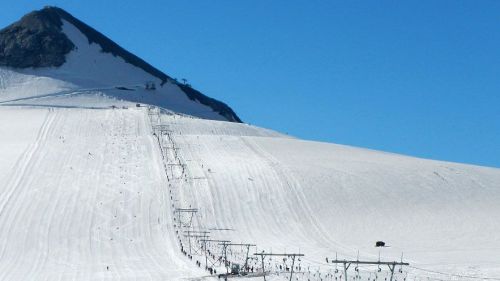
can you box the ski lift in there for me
[355,250,360,272]
[377,251,382,272]
[399,253,404,273]
[334,252,339,273]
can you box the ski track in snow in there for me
[0,85,132,105]
[239,137,354,255]
[0,109,55,219]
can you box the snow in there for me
[159,113,500,280]
[0,108,47,192]
[0,107,205,280]
[0,106,499,280]
[0,20,229,121]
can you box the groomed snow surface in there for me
[0,107,203,280]
[0,106,499,281]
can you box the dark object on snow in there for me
[231,263,241,275]
[145,81,156,90]
[375,241,386,247]
[115,86,134,91]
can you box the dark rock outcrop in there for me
[0,8,74,68]
[178,84,242,122]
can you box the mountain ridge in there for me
[0,6,241,122]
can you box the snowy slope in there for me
[1,106,499,281]
[159,113,500,280]
[0,7,240,122]
[0,107,205,280]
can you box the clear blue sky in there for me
[1,1,499,167]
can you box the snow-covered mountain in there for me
[0,6,240,122]
[1,6,500,281]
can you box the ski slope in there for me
[0,106,499,281]
[0,107,204,280]
[160,113,500,280]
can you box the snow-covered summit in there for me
[0,6,240,122]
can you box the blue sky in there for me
[1,1,499,167]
